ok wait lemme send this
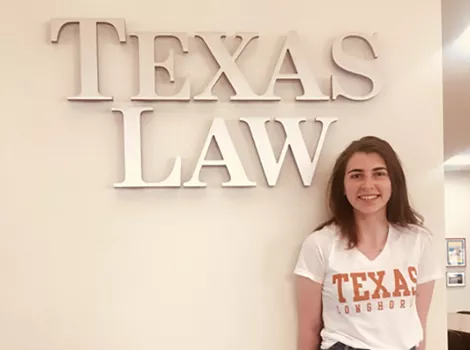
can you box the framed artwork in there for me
[446,238,466,267]
[446,271,466,287]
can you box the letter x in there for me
[368,271,391,299]
[194,32,259,100]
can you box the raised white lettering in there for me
[193,32,260,101]
[330,33,381,101]
[241,117,338,186]
[259,31,329,101]
[130,32,191,101]
[183,118,256,187]
[50,18,127,101]
[112,107,182,188]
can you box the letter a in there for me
[183,118,255,187]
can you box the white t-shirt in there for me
[294,223,443,350]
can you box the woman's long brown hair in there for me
[315,136,424,248]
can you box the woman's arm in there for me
[295,276,323,350]
[416,280,436,350]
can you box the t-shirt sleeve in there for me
[417,230,444,284]
[294,231,330,283]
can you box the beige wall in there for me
[2,0,447,350]
[445,172,470,313]
[442,0,470,316]
[442,0,470,159]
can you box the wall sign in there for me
[49,18,382,188]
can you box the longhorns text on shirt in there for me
[49,18,382,189]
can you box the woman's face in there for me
[343,152,392,217]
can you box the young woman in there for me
[294,136,442,350]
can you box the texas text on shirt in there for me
[294,223,443,350]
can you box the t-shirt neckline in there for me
[353,224,393,264]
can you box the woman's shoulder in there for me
[392,223,431,235]
[302,222,341,248]
[391,223,433,246]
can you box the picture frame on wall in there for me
[446,271,466,287]
[446,238,466,267]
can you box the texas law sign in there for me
[49,19,382,189]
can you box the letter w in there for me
[240,117,337,186]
